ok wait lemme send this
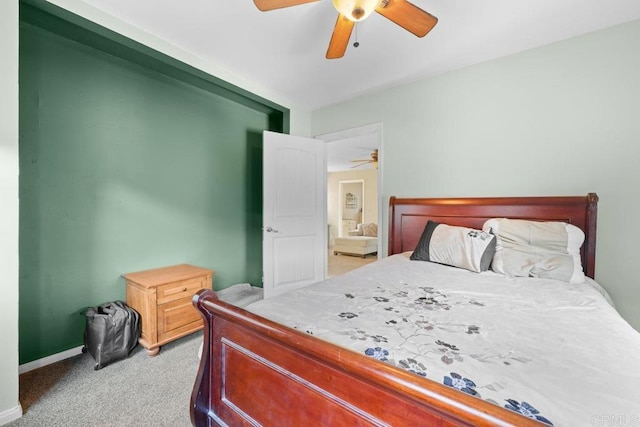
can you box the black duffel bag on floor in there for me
[83,301,141,370]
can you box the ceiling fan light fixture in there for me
[254,0,437,59]
[332,0,380,22]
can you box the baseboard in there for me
[0,404,22,426]
[19,345,84,374]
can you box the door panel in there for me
[274,235,317,285]
[263,131,326,299]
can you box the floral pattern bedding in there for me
[246,253,640,426]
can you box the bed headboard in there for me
[388,193,598,278]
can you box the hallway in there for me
[327,249,376,278]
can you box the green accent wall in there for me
[19,5,286,363]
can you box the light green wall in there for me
[312,20,640,331]
[18,8,283,363]
[0,0,21,422]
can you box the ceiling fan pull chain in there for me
[353,24,360,48]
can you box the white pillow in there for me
[483,218,585,283]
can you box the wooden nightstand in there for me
[124,264,214,356]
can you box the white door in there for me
[263,131,326,299]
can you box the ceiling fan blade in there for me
[254,0,319,12]
[326,14,355,59]
[375,0,438,37]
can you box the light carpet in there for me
[11,331,201,427]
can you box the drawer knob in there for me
[182,287,187,292]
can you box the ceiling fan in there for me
[253,0,438,59]
[351,149,378,168]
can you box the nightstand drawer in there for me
[157,298,202,342]
[157,276,206,305]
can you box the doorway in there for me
[317,123,382,278]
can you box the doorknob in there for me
[265,226,279,233]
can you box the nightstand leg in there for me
[146,347,160,357]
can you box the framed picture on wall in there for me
[345,192,357,209]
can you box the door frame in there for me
[315,122,383,266]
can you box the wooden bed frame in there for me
[191,193,598,426]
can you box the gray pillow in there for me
[411,221,496,273]
[362,223,378,237]
[483,218,585,283]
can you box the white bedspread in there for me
[247,253,640,426]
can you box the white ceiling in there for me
[81,0,640,111]
[327,133,379,172]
